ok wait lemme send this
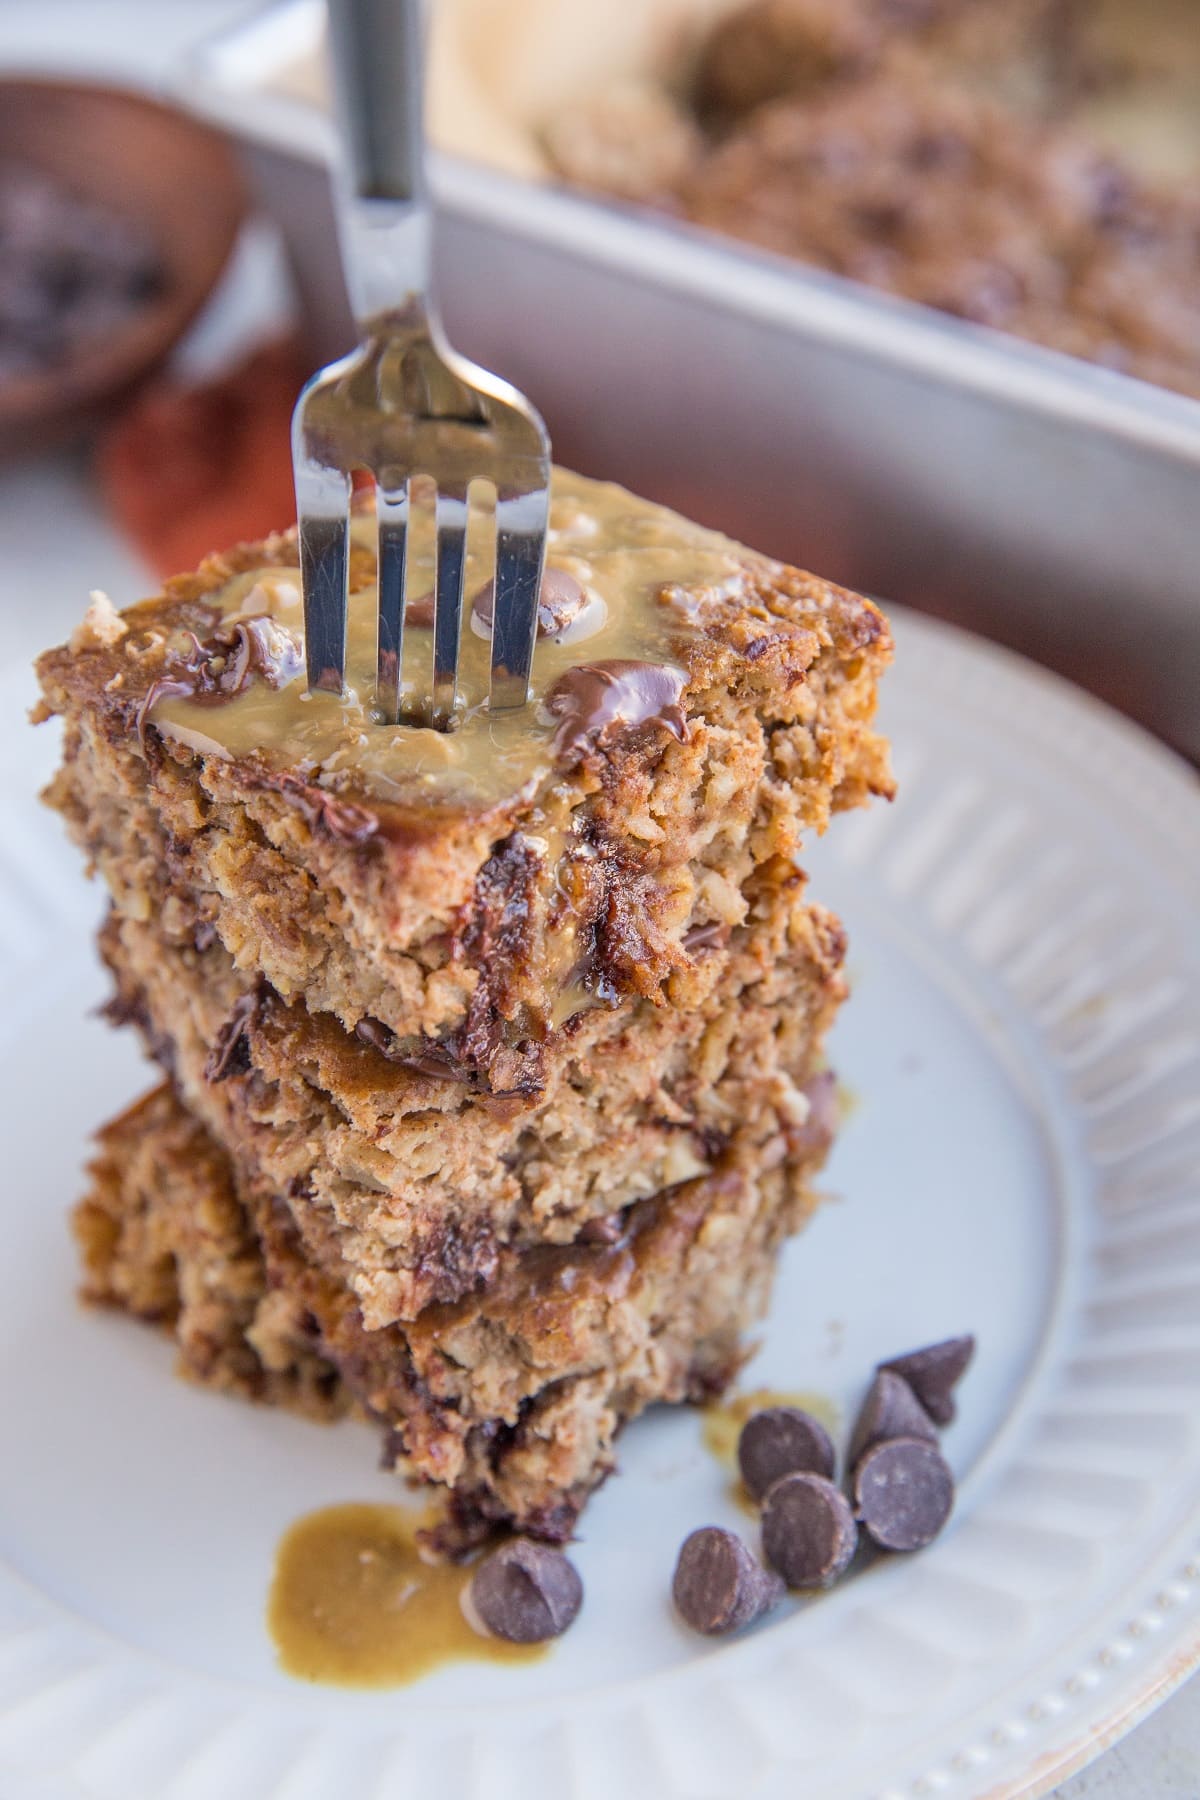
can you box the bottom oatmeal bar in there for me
[78,1081,834,1553]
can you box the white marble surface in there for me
[4,4,1199,1794]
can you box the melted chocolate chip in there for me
[135,614,303,746]
[846,1370,937,1470]
[761,1472,858,1589]
[682,921,729,956]
[672,1527,783,1636]
[790,1070,839,1157]
[247,770,378,846]
[354,1017,401,1057]
[220,616,305,693]
[354,1017,476,1085]
[879,1335,975,1427]
[853,1437,955,1552]
[532,568,589,639]
[134,673,199,746]
[307,790,378,844]
[204,988,261,1082]
[469,1539,583,1643]
[578,1211,628,1245]
[737,1405,836,1500]
[472,567,591,641]
[544,659,688,761]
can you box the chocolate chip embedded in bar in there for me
[240,768,379,846]
[577,1210,628,1245]
[672,1526,784,1636]
[544,659,688,761]
[681,921,730,956]
[737,1404,836,1500]
[203,987,262,1083]
[353,1016,479,1086]
[879,1335,975,1427]
[789,1070,839,1157]
[468,1539,583,1643]
[761,1471,858,1588]
[846,1369,937,1470]
[472,567,592,641]
[852,1437,955,1552]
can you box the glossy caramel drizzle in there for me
[151,470,757,808]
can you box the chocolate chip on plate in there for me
[846,1369,937,1469]
[761,1471,858,1589]
[852,1436,955,1552]
[469,1539,583,1643]
[737,1404,836,1500]
[673,1526,784,1636]
[879,1335,975,1426]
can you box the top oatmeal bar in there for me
[36,469,892,1090]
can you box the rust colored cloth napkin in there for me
[97,339,308,580]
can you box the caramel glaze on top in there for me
[147,470,761,810]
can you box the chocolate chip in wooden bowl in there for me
[672,1526,784,1636]
[468,1539,583,1643]
[852,1437,955,1552]
[879,1335,975,1426]
[737,1404,836,1501]
[761,1472,858,1589]
[846,1370,937,1470]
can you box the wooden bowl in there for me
[0,80,247,458]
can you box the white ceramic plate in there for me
[2,609,1199,1800]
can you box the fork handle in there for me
[326,0,434,324]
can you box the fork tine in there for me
[431,481,468,728]
[296,463,353,695]
[376,480,409,725]
[490,484,550,711]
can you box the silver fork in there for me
[292,0,551,728]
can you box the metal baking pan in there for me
[185,1,1200,762]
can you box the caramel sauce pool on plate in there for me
[268,1503,544,1686]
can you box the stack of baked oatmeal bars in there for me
[35,469,891,1551]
